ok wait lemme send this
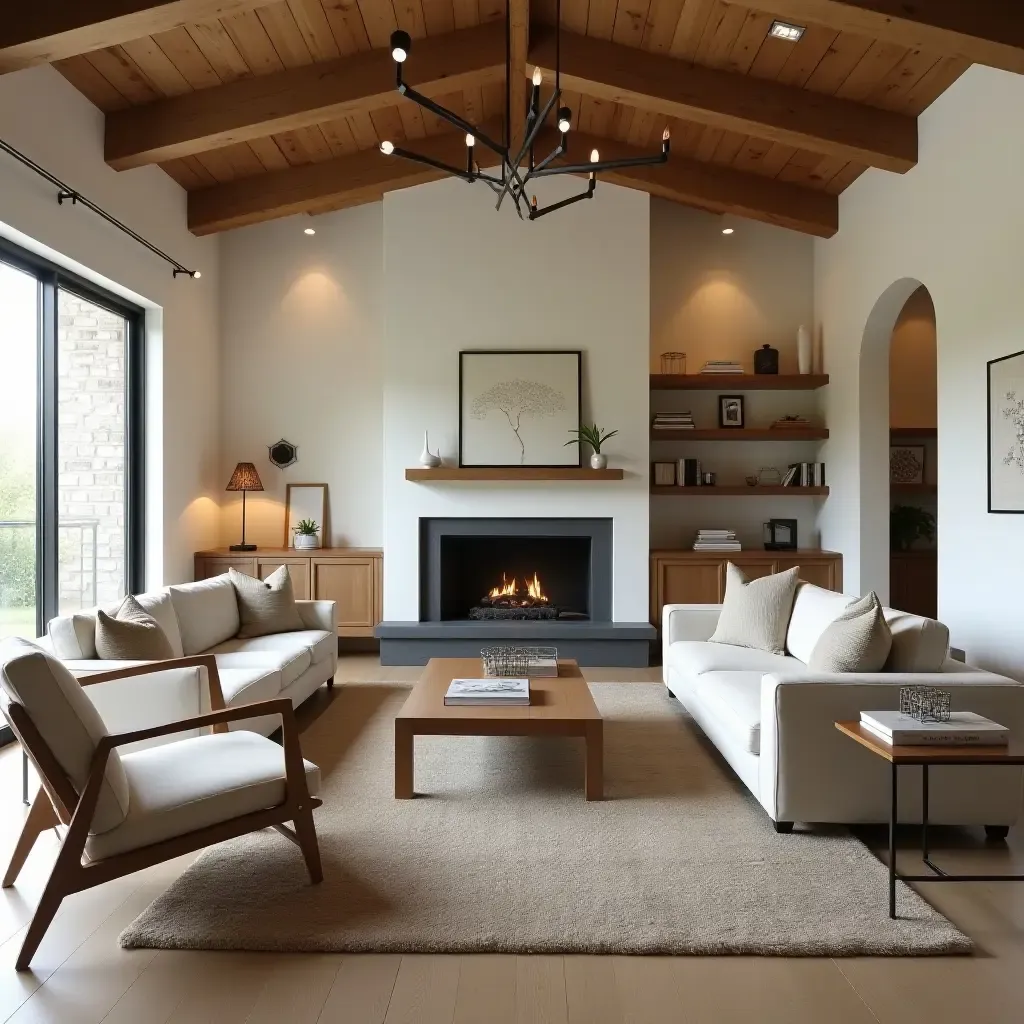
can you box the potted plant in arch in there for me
[890,505,936,551]
[565,424,619,470]
[293,519,320,550]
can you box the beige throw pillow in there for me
[95,596,175,661]
[709,563,800,655]
[808,592,892,673]
[230,565,305,639]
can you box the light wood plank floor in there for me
[1,656,1022,1024]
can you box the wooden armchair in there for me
[0,638,323,971]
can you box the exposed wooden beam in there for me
[508,0,530,153]
[187,132,471,235]
[0,1,267,72]
[743,0,1024,75]
[530,28,916,173]
[538,129,838,237]
[107,23,506,170]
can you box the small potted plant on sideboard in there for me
[293,519,320,550]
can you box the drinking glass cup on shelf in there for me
[660,351,686,375]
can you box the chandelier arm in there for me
[399,85,507,158]
[528,179,596,220]
[525,140,566,175]
[530,149,669,177]
[496,87,561,210]
[390,145,475,181]
[495,154,532,212]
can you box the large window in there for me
[0,239,145,644]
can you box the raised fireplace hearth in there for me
[377,517,654,666]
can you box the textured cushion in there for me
[884,609,950,672]
[95,596,175,661]
[230,566,305,639]
[134,592,185,659]
[691,671,763,755]
[808,592,893,673]
[168,575,240,655]
[667,641,803,679]
[85,731,320,860]
[710,564,800,655]
[211,630,335,666]
[786,583,857,663]
[0,637,129,834]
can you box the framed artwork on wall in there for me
[284,483,329,547]
[988,349,1024,513]
[459,350,582,467]
[890,445,925,485]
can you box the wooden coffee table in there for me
[395,657,603,800]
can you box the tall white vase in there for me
[797,325,812,375]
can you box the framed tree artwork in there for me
[459,350,582,467]
[988,349,1024,513]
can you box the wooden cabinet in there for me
[194,547,383,638]
[650,550,843,626]
[890,551,937,619]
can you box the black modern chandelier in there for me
[378,0,670,220]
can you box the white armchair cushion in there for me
[667,641,802,679]
[0,638,129,834]
[168,575,240,655]
[85,731,320,860]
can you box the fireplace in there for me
[420,518,612,623]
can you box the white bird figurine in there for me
[419,431,442,468]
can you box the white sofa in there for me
[662,583,1024,833]
[41,574,338,743]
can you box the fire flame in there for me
[488,572,548,603]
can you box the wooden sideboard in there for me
[194,547,383,638]
[650,549,843,626]
[890,550,937,619]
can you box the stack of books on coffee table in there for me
[860,710,1009,746]
[444,678,530,706]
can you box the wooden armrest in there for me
[76,654,227,731]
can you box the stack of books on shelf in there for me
[859,710,1008,746]
[444,677,530,707]
[770,416,812,430]
[693,529,741,552]
[782,462,826,487]
[652,412,694,431]
[677,457,702,486]
[699,360,743,375]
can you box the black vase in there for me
[754,344,779,374]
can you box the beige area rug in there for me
[120,682,970,956]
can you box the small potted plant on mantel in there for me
[565,424,619,470]
[293,519,320,550]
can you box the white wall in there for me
[650,202,820,549]
[219,207,383,548]
[382,175,651,622]
[816,64,1024,675]
[0,65,221,587]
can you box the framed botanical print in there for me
[988,349,1024,512]
[459,350,582,467]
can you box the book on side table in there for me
[860,710,1009,746]
[444,678,530,706]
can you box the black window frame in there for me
[0,235,146,638]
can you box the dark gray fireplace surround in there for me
[377,517,655,666]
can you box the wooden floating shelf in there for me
[651,374,829,391]
[891,483,937,495]
[651,427,829,441]
[406,467,624,481]
[890,427,938,439]
[651,486,829,497]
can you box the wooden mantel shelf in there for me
[651,374,829,391]
[406,467,624,481]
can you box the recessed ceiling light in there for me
[769,20,805,42]
[722,227,734,235]
[304,227,316,235]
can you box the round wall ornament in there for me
[268,439,298,468]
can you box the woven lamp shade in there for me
[225,462,264,492]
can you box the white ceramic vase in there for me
[419,431,442,468]
[797,324,812,375]
[590,452,608,470]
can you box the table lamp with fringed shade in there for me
[225,462,263,551]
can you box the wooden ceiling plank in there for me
[84,47,162,104]
[54,55,132,111]
[393,0,429,41]
[530,28,918,172]
[902,54,968,115]
[347,109,382,146]
[221,9,287,74]
[287,0,346,60]
[478,0,505,23]
[120,36,194,95]
[562,0,591,37]
[105,22,506,169]
[161,156,207,188]
[586,0,618,41]
[779,150,846,187]
[508,0,529,152]
[668,0,715,62]
[725,8,773,74]
[612,0,654,50]
[247,134,292,171]
[802,30,873,95]
[695,1,748,69]
[357,0,400,48]
[453,0,480,30]
[825,159,866,193]
[775,24,839,87]
[257,3,315,67]
[319,114,360,153]
[151,26,222,88]
[321,0,373,52]
[641,0,687,54]
[740,1,1024,75]
[866,48,942,112]
[186,20,253,82]
[423,0,457,36]
[834,38,906,102]
[398,93,430,137]
[188,129,471,232]
[710,127,746,165]
[0,0,268,72]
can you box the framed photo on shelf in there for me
[988,349,1024,512]
[718,395,745,429]
[889,445,925,485]
[459,350,582,467]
